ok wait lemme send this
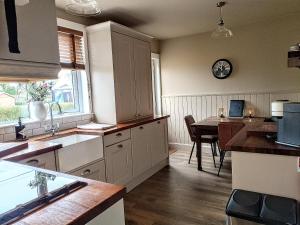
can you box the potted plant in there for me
[28,82,52,121]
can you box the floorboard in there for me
[124,148,232,225]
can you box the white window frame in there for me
[57,18,92,114]
[151,53,162,115]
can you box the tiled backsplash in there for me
[0,114,93,142]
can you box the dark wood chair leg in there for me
[188,142,196,164]
[218,151,226,176]
[210,143,217,168]
[213,142,218,156]
[217,141,221,155]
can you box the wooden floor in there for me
[124,148,232,225]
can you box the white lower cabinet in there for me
[69,160,106,182]
[105,139,133,185]
[131,118,169,178]
[19,152,57,171]
[150,119,169,166]
[131,124,152,177]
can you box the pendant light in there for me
[65,0,101,17]
[211,1,233,38]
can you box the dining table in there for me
[191,116,265,171]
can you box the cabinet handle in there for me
[81,169,91,176]
[157,121,161,124]
[26,159,39,166]
[116,133,122,137]
[139,126,144,130]
[118,144,123,148]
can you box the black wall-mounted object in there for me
[4,0,21,54]
[212,59,233,79]
[229,100,245,118]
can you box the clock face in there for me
[212,59,233,79]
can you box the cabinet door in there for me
[150,119,169,166]
[112,32,137,122]
[133,39,153,117]
[105,139,133,185]
[131,124,152,177]
[70,160,106,182]
[19,152,56,171]
[0,0,59,64]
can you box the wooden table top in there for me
[225,123,300,156]
[192,116,265,127]
[2,161,126,225]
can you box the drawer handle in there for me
[81,169,91,176]
[139,126,144,130]
[116,133,122,137]
[157,121,161,124]
[26,159,39,165]
[118,144,123,148]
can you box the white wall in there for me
[161,14,300,96]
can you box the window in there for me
[152,53,162,115]
[0,26,90,125]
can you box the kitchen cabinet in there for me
[19,152,56,171]
[105,139,133,185]
[150,119,169,166]
[131,124,152,177]
[87,21,153,124]
[0,0,60,80]
[131,118,169,178]
[134,39,153,117]
[70,159,106,182]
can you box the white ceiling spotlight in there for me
[211,1,233,38]
[65,0,102,17]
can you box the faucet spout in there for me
[46,102,63,136]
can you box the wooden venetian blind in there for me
[58,26,85,70]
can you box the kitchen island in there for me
[0,161,126,225]
[225,122,300,201]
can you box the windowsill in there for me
[0,112,94,129]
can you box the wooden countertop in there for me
[2,161,126,225]
[225,122,300,156]
[2,115,169,161]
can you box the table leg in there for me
[196,140,203,171]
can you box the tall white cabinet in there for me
[87,22,153,124]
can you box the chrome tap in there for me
[46,102,63,136]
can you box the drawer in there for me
[19,152,56,171]
[104,129,131,147]
[70,160,106,182]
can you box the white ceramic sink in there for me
[46,134,104,173]
[49,134,99,147]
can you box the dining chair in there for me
[184,115,218,167]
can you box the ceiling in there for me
[55,0,300,39]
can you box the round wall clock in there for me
[212,59,233,79]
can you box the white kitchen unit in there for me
[70,159,106,182]
[19,151,56,171]
[104,117,169,191]
[86,200,125,225]
[87,21,153,124]
[0,0,60,80]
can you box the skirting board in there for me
[126,158,169,192]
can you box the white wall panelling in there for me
[162,91,300,146]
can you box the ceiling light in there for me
[65,0,102,17]
[211,1,233,38]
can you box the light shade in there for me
[211,24,233,38]
[65,0,101,16]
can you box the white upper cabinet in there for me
[112,32,137,122]
[134,39,153,117]
[87,22,153,124]
[0,0,60,80]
